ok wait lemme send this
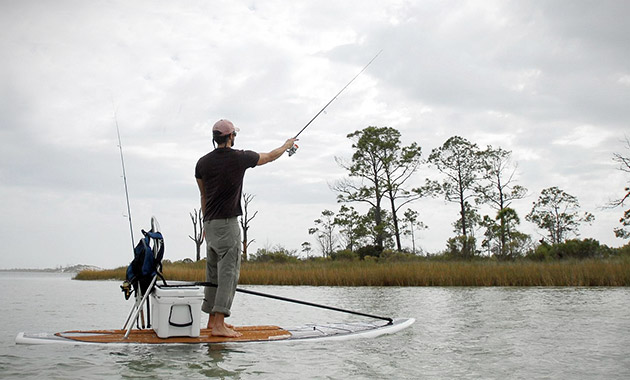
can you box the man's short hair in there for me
[213,130,230,145]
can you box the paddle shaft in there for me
[167,282,393,324]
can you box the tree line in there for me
[304,127,629,260]
[189,130,629,261]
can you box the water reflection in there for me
[200,345,243,378]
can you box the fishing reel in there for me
[120,280,134,300]
[287,143,299,157]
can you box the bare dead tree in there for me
[189,208,204,261]
[240,193,258,261]
[609,136,630,239]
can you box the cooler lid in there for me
[153,285,204,298]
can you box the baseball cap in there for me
[212,119,240,136]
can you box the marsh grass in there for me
[74,260,206,281]
[75,258,630,286]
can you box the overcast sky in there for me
[1,0,629,269]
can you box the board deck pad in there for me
[56,325,291,344]
[16,318,414,345]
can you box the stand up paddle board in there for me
[16,318,414,345]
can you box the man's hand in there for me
[284,138,298,152]
[257,138,299,166]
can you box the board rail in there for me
[16,318,414,345]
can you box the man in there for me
[195,119,297,337]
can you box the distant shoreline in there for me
[0,264,101,273]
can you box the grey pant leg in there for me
[201,229,218,314]
[201,218,241,317]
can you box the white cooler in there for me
[150,285,204,338]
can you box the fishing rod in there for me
[287,50,383,157]
[114,110,135,253]
[167,282,393,324]
[114,108,153,332]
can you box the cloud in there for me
[1,0,629,268]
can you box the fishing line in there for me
[287,50,383,156]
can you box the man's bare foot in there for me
[211,324,242,337]
[207,317,234,330]
[207,313,236,331]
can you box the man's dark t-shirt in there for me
[195,148,260,221]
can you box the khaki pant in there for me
[201,218,241,317]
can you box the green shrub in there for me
[379,250,418,262]
[615,242,630,257]
[251,247,300,263]
[527,242,554,261]
[445,235,478,258]
[330,249,359,261]
[527,239,610,261]
[356,245,381,260]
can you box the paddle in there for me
[164,282,393,324]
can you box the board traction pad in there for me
[56,325,291,344]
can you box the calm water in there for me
[1,272,629,379]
